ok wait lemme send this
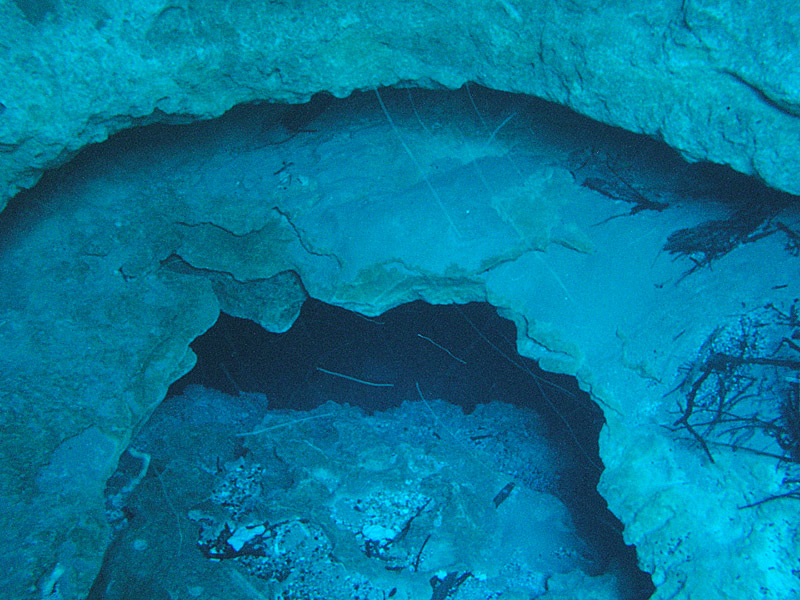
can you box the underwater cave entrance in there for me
[171,299,584,417]
[96,300,654,600]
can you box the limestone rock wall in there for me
[2,0,800,213]
[2,85,799,599]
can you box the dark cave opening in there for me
[163,299,655,598]
[170,300,585,418]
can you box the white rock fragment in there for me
[361,524,397,542]
[228,524,266,552]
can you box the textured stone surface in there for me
[2,0,800,214]
[97,391,608,599]
[2,86,799,599]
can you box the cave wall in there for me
[2,0,800,212]
[1,85,798,599]
[2,1,800,597]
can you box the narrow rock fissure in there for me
[96,300,654,600]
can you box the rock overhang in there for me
[2,0,800,212]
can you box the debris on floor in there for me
[96,385,623,600]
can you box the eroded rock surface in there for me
[1,87,799,599]
[98,387,611,600]
[2,0,800,213]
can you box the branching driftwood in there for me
[667,303,800,507]
[664,193,798,282]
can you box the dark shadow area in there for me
[12,0,56,24]
[168,299,655,598]
[170,300,582,416]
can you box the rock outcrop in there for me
[2,0,800,213]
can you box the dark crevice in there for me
[167,299,655,598]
